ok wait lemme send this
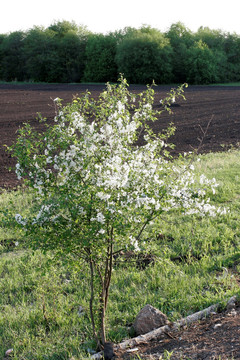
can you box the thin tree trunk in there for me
[99,289,106,344]
[89,259,99,345]
[99,234,114,344]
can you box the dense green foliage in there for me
[83,34,118,82]
[1,20,240,84]
[115,26,173,84]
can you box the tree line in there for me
[1,20,240,85]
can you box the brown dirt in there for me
[0,83,240,358]
[115,305,240,359]
[1,83,240,189]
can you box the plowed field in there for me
[1,83,240,189]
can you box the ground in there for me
[115,305,240,359]
[0,83,240,359]
[1,83,240,189]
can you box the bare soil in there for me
[1,83,240,189]
[0,83,240,359]
[115,305,240,360]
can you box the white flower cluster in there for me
[90,211,105,224]
[162,165,226,217]
[129,236,140,252]
[15,214,27,226]
[31,204,53,225]
[15,163,22,180]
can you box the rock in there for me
[78,305,85,317]
[226,295,237,312]
[5,349,13,357]
[103,342,115,360]
[133,304,169,335]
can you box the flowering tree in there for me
[10,78,224,346]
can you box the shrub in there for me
[8,77,225,346]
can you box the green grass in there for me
[210,82,240,86]
[0,80,47,85]
[0,80,107,86]
[0,149,240,359]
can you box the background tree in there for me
[116,26,173,84]
[195,26,226,50]
[24,27,61,82]
[57,31,87,82]
[185,40,218,84]
[194,27,229,82]
[224,33,240,82]
[1,21,240,84]
[0,31,26,81]
[166,22,194,83]
[83,33,118,83]
[0,34,6,79]
[23,21,89,83]
[47,20,80,37]
[49,21,89,83]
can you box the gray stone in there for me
[133,304,169,335]
[104,342,115,360]
[226,295,237,313]
[78,305,85,317]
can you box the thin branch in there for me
[134,210,154,241]
[112,248,126,256]
[193,115,214,155]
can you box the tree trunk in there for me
[99,290,106,344]
[88,237,114,346]
[99,241,113,345]
[89,259,99,346]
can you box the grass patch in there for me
[210,82,240,86]
[0,149,240,358]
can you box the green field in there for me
[0,148,240,359]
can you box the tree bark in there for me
[99,290,106,344]
[89,258,99,345]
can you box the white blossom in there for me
[15,163,22,180]
[15,214,27,226]
[32,204,53,225]
[96,192,111,201]
[129,236,140,252]
[143,103,152,110]
[96,212,105,224]
[91,212,105,224]
[117,101,125,113]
